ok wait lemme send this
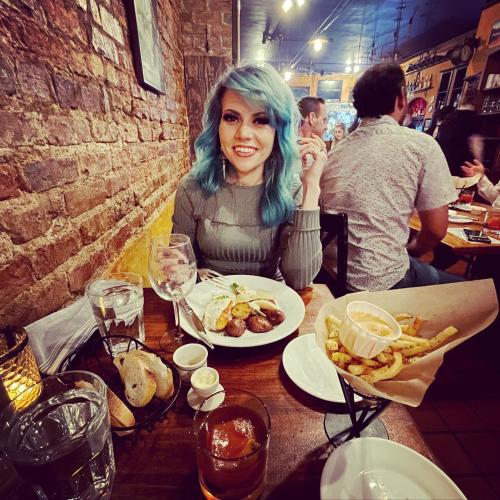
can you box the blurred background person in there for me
[297,96,328,139]
[426,105,454,139]
[436,91,483,177]
[330,122,347,150]
[462,159,499,205]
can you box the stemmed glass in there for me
[148,234,197,352]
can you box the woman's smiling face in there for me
[218,89,276,185]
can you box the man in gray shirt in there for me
[320,62,461,291]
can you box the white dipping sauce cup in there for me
[173,344,208,382]
[191,367,219,398]
[339,301,401,359]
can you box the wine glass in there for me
[148,234,197,352]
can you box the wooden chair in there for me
[315,212,348,297]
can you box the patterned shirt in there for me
[320,115,456,291]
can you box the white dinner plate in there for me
[449,214,473,223]
[453,203,486,213]
[320,437,466,500]
[282,334,361,403]
[180,275,305,348]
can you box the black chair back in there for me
[318,212,348,297]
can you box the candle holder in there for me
[0,327,42,412]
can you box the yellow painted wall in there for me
[467,2,500,78]
[109,196,175,287]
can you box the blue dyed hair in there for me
[190,63,300,227]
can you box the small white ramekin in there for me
[191,367,219,398]
[173,344,208,382]
[339,301,401,359]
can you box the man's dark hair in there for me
[352,63,405,118]
[297,96,325,118]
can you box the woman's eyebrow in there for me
[222,108,240,115]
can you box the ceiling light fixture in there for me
[296,0,305,6]
[311,38,326,52]
[283,70,293,81]
[353,64,360,72]
[282,0,293,12]
[345,65,352,73]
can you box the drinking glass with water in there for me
[0,371,115,500]
[86,272,145,355]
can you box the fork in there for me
[198,268,233,291]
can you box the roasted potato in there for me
[261,308,285,326]
[231,302,252,320]
[225,318,247,337]
[247,315,273,333]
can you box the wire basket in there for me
[58,334,181,436]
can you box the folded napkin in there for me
[26,296,97,375]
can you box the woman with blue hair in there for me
[172,63,326,289]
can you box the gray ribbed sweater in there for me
[172,175,322,290]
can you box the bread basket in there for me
[58,334,181,436]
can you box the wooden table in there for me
[111,287,434,499]
[409,203,499,257]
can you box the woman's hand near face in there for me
[461,159,485,177]
[297,134,327,209]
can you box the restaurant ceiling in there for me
[240,0,485,74]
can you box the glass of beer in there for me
[0,371,115,500]
[193,389,271,500]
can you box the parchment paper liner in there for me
[315,279,498,407]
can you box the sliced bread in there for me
[107,387,136,436]
[75,379,136,436]
[113,353,157,407]
[128,350,174,400]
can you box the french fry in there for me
[376,351,394,364]
[390,339,419,350]
[325,314,342,338]
[400,333,428,344]
[393,313,412,321]
[412,317,423,334]
[361,352,403,383]
[401,326,457,357]
[347,364,366,376]
[325,314,457,385]
[331,352,352,364]
[326,339,339,352]
[361,358,382,368]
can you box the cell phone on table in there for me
[463,229,491,243]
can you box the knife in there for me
[179,298,214,350]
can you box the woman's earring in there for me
[220,154,226,180]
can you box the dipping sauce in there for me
[192,368,217,388]
[350,311,393,337]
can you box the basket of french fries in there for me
[315,280,498,407]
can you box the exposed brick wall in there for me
[180,0,233,61]
[0,0,190,327]
[180,0,233,155]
